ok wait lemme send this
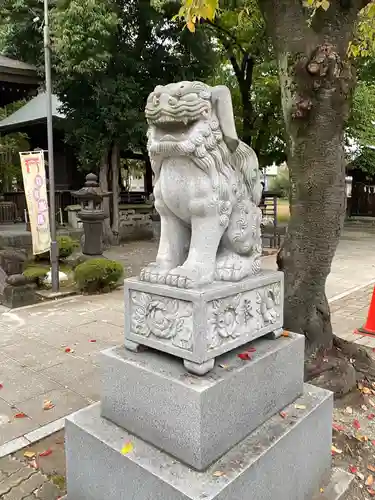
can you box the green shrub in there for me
[58,236,77,259]
[35,235,78,261]
[74,258,124,293]
[23,266,48,287]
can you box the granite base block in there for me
[65,384,333,500]
[101,333,304,470]
[312,469,354,500]
[58,469,354,500]
[124,270,284,366]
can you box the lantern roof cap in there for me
[72,173,110,201]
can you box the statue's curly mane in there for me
[148,116,261,206]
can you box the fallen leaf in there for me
[39,449,52,457]
[349,465,358,474]
[65,347,72,353]
[14,413,27,419]
[237,352,252,361]
[372,441,375,446]
[362,387,372,395]
[345,406,353,415]
[332,423,345,432]
[331,445,343,455]
[89,339,96,343]
[282,330,290,337]
[23,451,36,459]
[366,475,374,487]
[43,400,55,411]
[353,419,361,430]
[355,433,368,442]
[0,383,3,389]
[368,414,375,421]
[368,465,375,473]
[279,411,287,419]
[213,471,225,477]
[294,404,307,410]
[369,489,375,497]
[319,488,324,493]
[121,442,134,455]
[219,364,229,369]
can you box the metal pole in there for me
[44,0,59,292]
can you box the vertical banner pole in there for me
[44,0,59,292]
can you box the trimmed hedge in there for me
[35,235,78,261]
[23,266,48,287]
[74,258,124,293]
[58,236,78,259]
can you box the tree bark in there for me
[111,143,120,245]
[259,0,368,352]
[144,154,153,196]
[99,150,113,248]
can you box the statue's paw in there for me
[165,265,212,289]
[165,268,194,289]
[140,265,169,284]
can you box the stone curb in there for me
[328,279,375,304]
[0,418,65,458]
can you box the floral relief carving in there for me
[208,294,241,349]
[130,291,193,350]
[207,283,282,349]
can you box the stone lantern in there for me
[72,173,110,256]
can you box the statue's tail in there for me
[232,141,262,206]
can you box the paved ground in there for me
[0,454,62,499]
[106,224,375,301]
[331,284,375,347]
[326,225,375,300]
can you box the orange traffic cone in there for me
[354,285,375,336]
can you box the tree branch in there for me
[204,19,246,55]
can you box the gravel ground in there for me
[332,383,375,499]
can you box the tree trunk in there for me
[99,150,113,248]
[111,143,120,245]
[144,154,153,196]
[259,0,367,352]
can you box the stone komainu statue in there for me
[140,81,263,289]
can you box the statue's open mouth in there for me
[150,116,199,142]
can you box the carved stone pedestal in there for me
[124,270,283,375]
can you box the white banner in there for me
[19,151,51,255]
